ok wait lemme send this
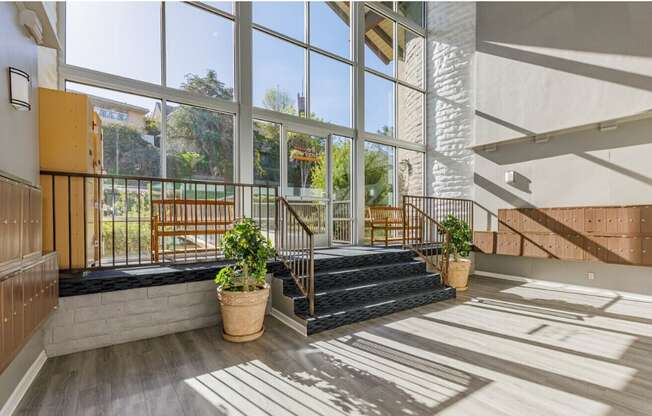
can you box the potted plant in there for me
[214,218,275,342]
[441,214,473,291]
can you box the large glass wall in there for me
[63,1,426,245]
[65,2,236,179]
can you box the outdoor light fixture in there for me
[9,67,31,111]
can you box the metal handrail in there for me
[276,196,315,315]
[403,202,451,285]
[39,170,277,271]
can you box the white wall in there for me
[0,2,40,185]
[473,2,652,293]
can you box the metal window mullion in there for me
[190,1,236,21]
[353,1,366,245]
[304,1,310,119]
[60,64,239,115]
[57,2,67,90]
[365,1,425,36]
[161,1,167,88]
[361,132,426,152]
[161,98,167,178]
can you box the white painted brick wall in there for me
[44,282,221,357]
[426,2,476,199]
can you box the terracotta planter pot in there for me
[217,284,270,342]
[448,259,471,291]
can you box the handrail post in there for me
[309,234,315,316]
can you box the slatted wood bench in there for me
[151,199,235,261]
[365,206,423,247]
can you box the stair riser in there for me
[294,275,441,316]
[282,262,427,296]
[274,250,417,279]
[307,287,456,335]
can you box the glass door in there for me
[331,135,353,245]
[283,127,329,247]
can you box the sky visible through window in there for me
[66,2,410,134]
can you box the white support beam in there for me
[236,2,253,185]
[353,1,366,245]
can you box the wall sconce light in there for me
[505,171,516,185]
[9,67,31,111]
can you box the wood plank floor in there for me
[15,276,652,416]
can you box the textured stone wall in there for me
[426,2,475,199]
[44,281,219,356]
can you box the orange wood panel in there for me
[522,233,548,258]
[496,232,521,256]
[642,237,652,266]
[605,208,619,234]
[618,207,641,235]
[473,231,496,254]
[1,278,14,360]
[641,206,652,234]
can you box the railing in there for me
[403,195,474,232]
[40,170,277,271]
[403,202,451,285]
[276,197,315,315]
[332,200,352,244]
[287,200,327,234]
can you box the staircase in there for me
[271,248,456,335]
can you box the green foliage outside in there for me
[214,218,275,292]
[103,124,161,177]
[364,143,394,206]
[441,215,473,261]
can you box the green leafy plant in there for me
[441,215,472,261]
[214,218,275,292]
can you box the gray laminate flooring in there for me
[14,276,652,415]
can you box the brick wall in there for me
[426,2,475,198]
[44,280,219,356]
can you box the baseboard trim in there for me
[270,308,307,336]
[473,270,652,302]
[0,350,47,416]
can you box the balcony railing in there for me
[40,170,277,271]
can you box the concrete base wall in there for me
[476,254,652,297]
[44,281,220,357]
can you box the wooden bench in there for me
[151,199,235,261]
[365,206,423,247]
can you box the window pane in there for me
[253,30,306,116]
[166,103,234,181]
[397,25,424,88]
[332,136,352,201]
[310,52,351,127]
[166,2,234,99]
[365,142,394,206]
[204,1,233,14]
[364,7,394,77]
[398,2,424,27]
[287,132,326,199]
[253,120,280,186]
[397,85,424,144]
[310,1,351,59]
[253,1,304,41]
[66,82,161,177]
[398,148,424,200]
[66,2,161,84]
[332,135,353,244]
[365,72,394,136]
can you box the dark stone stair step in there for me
[303,285,456,335]
[282,261,427,297]
[274,249,418,279]
[294,273,442,316]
